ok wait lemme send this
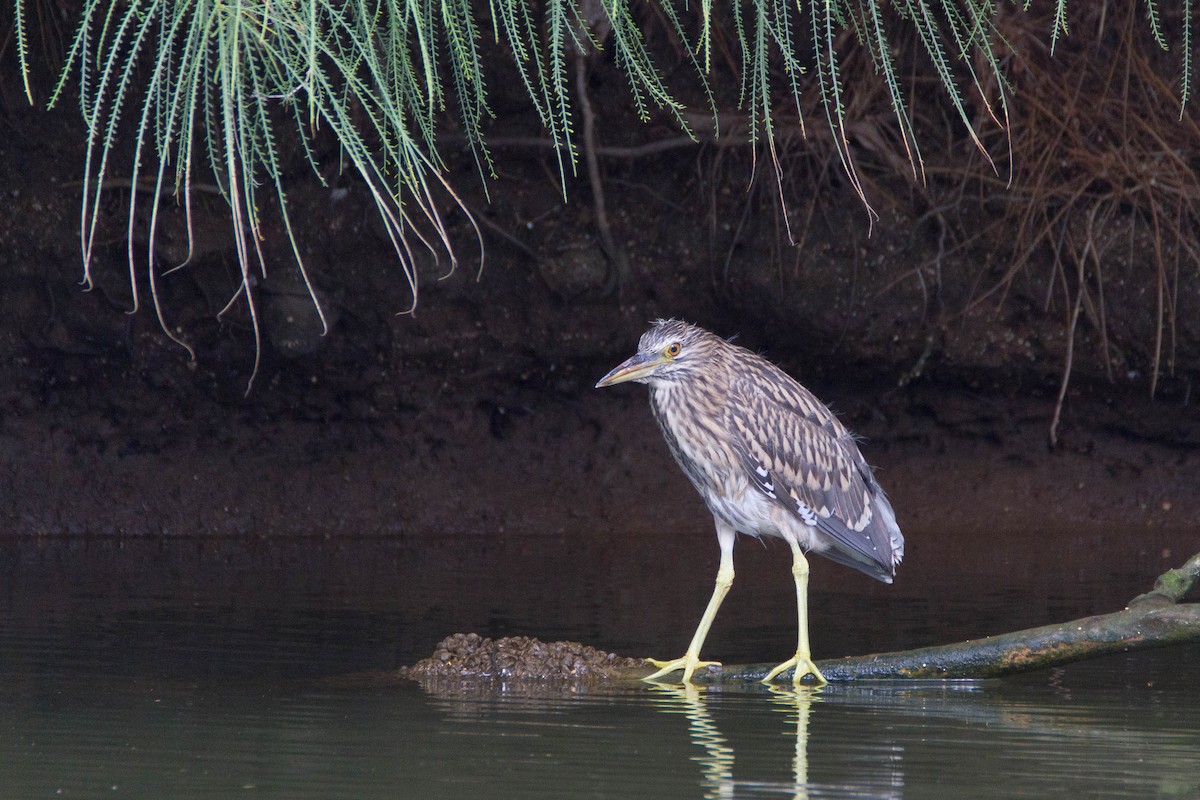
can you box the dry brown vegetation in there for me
[965,3,1199,442]
[695,3,1200,443]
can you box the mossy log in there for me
[394,554,1198,686]
[621,552,1200,683]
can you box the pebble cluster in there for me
[400,632,643,680]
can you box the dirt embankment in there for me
[2,49,1199,546]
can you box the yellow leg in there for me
[645,523,736,684]
[763,539,828,686]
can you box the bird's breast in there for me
[649,383,824,549]
[650,386,737,490]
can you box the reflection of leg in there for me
[645,522,736,684]
[792,690,815,798]
[646,682,735,799]
[763,539,828,686]
[767,685,818,800]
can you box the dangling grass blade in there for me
[812,0,872,215]
[862,1,921,179]
[600,0,688,130]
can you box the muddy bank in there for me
[2,65,1200,556]
[4,358,1199,545]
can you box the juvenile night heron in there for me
[596,319,904,685]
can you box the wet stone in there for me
[399,633,642,681]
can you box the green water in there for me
[1,537,1197,799]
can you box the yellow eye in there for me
[665,342,682,358]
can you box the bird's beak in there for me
[595,352,663,388]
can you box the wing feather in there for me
[726,364,900,582]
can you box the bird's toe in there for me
[763,654,828,687]
[644,655,722,684]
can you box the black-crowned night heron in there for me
[596,319,904,685]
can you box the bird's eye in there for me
[665,342,682,358]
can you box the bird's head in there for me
[595,319,718,389]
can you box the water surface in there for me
[1,535,1196,798]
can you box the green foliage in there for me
[1046,0,1069,51]
[10,0,1199,386]
[43,0,482,387]
[1185,0,1194,113]
[14,0,33,102]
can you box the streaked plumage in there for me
[596,319,904,685]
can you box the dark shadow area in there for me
[1,1,1198,678]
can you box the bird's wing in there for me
[726,373,897,581]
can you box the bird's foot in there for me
[644,655,721,684]
[763,652,828,687]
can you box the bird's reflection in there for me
[645,682,819,799]
[645,682,738,798]
[400,651,1197,799]
[646,682,903,800]
[765,686,816,798]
